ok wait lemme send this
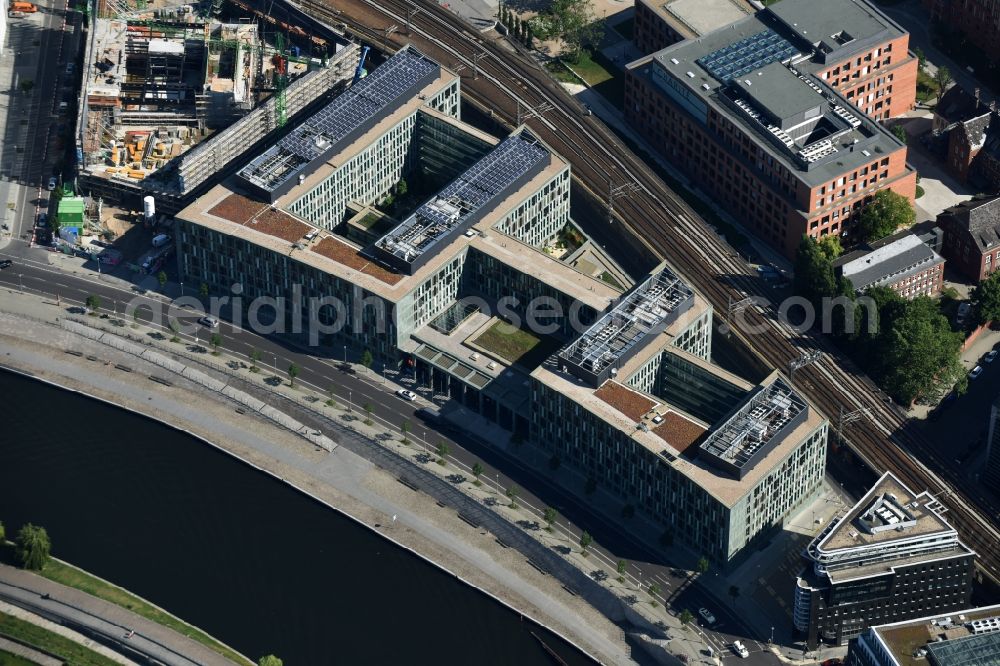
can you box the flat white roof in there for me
[841,234,925,277]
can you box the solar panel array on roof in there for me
[372,131,550,274]
[697,29,800,82]
[237,47,441,202]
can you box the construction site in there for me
[76,0,360,213]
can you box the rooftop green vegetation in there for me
[880,623,932,666]
[0,611,118,666]
[472,319,562,368]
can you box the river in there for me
[0,369,597,665]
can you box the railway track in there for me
[298,0,1000,583]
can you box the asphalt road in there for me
[0,248,785,663]
[0,0,77,247]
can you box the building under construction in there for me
[76,0,360,213]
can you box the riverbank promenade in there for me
[0,563,241,666]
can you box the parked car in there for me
[698,608,716,625]
[986,350,998,364]
[36,213,47,228]
[47,176,57,191]
[337,362,357,375]
[0,259,12,269]
[395,389,417,401]
[970,365,983,380]
[957,302,972,325]
[732,640,749,658]
[757,264,780,280]
[152,233,171,248]
[198,316,219,328]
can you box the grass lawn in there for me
[0,649,38,666]
[473,320,562,368]
[917,68,940,103]
[0,612,118,666]
[600,271,625,290]
[545,60,580,85]
[546,51,625,107]
[566,51,615,87]
[358,212,381,229]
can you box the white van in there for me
[151,233,171,248]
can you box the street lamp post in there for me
[348,389,352,412]
[343,345,347,364]
[770,627,774,644]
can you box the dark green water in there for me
[0,370,596,665]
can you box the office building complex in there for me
[794,472,976,648]
[847,603,1000,666]
[632,0,754,56]
[833,230,945,299]
[624,0,917,257]
[176,47,829,564]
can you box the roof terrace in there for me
[237,46,440,202]
[371,131,550,274]
[697,377,807,479]
[557,266,694,387]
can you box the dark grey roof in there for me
[939,196,1000,253]
[834,233,943,291]
[768,0,890,45]
[733,62,821,123]
[959,113,993,149]
[937,85,988,125]
[765,0,901,66]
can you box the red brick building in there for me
[924,0,1000,66]
[624,0,917,258]
[833,231,945,299]
[938,196,1000,282]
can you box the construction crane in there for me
[353,45,370,84]
[273,31,288,127]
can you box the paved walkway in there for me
[0,634,62,666]
[0,294,640,664]
[0,564,237,666]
